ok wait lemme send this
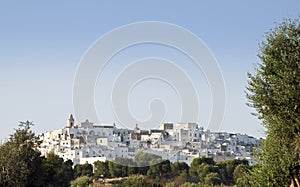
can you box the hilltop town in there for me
[38,114,262,166]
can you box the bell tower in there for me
[67,114,75,128]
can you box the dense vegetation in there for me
[247,18,300,186]
[0,121,74,187]
[79,155,250,187]
[0,121,250,187]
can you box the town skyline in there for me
[38,113,261,167]
[41,113,264,138]
[1,1,300,140]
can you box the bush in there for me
[70,176,92,187]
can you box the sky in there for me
[0,1,300,140]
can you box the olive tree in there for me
[247,18,300,186]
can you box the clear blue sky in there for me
[0,1,299,139]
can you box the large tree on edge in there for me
[247,18,300,186]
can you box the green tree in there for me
[0,121,45,187]
[247,18,300,186]
[123,175,148,187]
[233,164,249,183]
[172,171,189,186]
[189,157,214,182]
[74,162,93,178]
[0,140,28,187]
[134,152,162,167]
[216,161,227,184]
[233,164,250,187]
[133,152,162,175]
[204,172,221,186]
[197,163,219,183]
[171,162,189,177]
[43,151,74,187]
[70,176,91,187]
[165,182,176,187]
[127,164,139,176]
[64,159,75,183]
[94,160,110,178]
[0,122,75,187]
[224,159,248,185]
[108,161,124,177]
[147,160,171,178]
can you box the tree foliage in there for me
[147,160,171,179]
[204,172,221,186]
[134,152,162,167]
[94,160,110,178]
[74,162,93,178]
[247,18,300,186]
[189,157,215,182]
[0,121,74,187]
[171,161,189,177]
[43,152,74,187]
[0,121,43,187]
[70,176,92,187]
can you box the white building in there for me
[38,115,262,166]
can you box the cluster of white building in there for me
[38,115,262,166]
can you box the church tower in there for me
[67,114,75,128]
